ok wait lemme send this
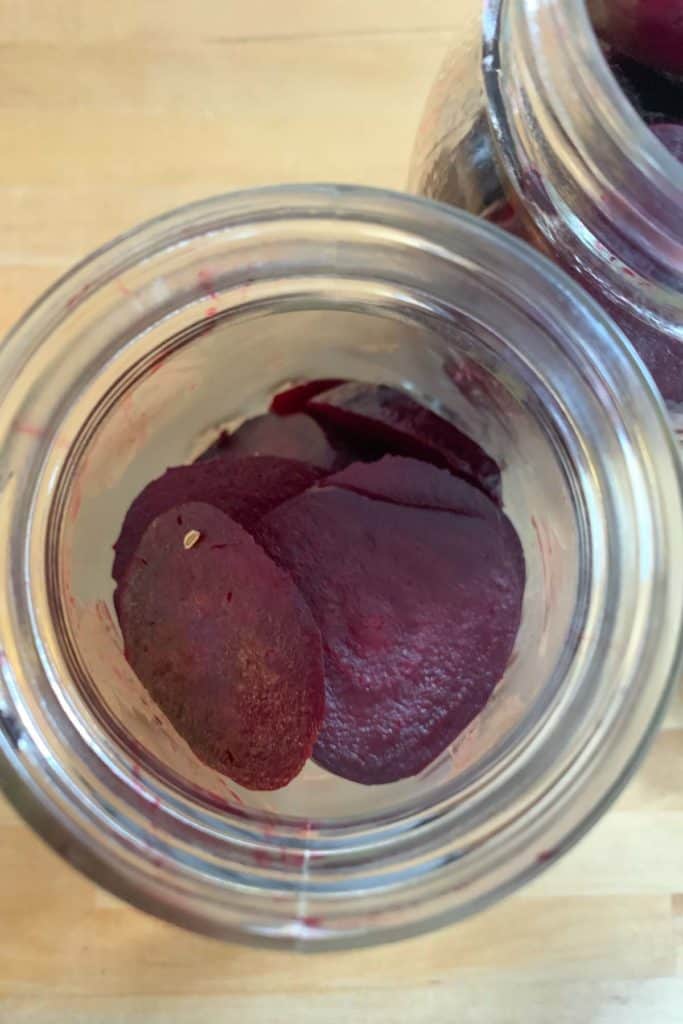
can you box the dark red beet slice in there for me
[323,455,498,519]
[607,51,683,126]
[589,1,683,76]
[112,455,323,583]
[196,412,350,472]
[306,383,502,505]
[195,428,230,461]
[270,378,346,415]
[256,481,524,785]
[116,503,325,790]
[650,123,683,162]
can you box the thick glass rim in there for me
[484,0,683,247]
[0,184,681,949]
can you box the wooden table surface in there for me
[0,2,681,1021]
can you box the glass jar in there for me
[0,185,681,949]
[410,0,683,424]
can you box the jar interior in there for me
[52,299,580,824]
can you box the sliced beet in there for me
[323,455,498,519]
[196,412,350,472]
[608,51,683,125]
[116,502,325,790]
[589,1,683,76]
[306,383,502,505]
[270,378,346,415]
[650,122,683,162]
[112,455,322,583]
[256,480,524,785]
[195,429,230,462]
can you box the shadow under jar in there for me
[410,0,683,427]
[0,185,681,949]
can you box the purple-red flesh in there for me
[650,122,683,161]
[323,454,500,519]
[195,412,350,472]
[115,502,325,790]
[270,378,346,415]
[589,0,683,76]
[256,470,524,785]
[306,383,502,505]
[112,455,323,583]
[113,382,522,788]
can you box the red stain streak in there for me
[15,422,44,439]
[66,283,91,310]
[205,305,218,318]
[531,515,552,637]
[198,268,218,300]
[117,279,132,296]
[252,848,272,868]
[149,355,169,377]
[251,847,306,870]
[279,849,305,868]
[94,599,123,651]
[506,648,519,670]
[196,321,216,339]
[15,422,68,452]
[301,915,322,928]
[536,849,555,864]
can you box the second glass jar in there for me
[410,0,683,421]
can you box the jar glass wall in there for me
[0,185,681,949]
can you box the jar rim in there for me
[484,0,683,253]
[0,184,681,949]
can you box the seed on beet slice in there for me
[306,383,502,505]
[196,412,351,471]
[112,455,323,583]
[256,482,524,785]
[115,503,325,790]
[270,378,346,415]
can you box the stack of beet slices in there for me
[113,380,525,790]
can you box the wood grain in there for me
[0,2,681,1021]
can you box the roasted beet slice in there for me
[116,503,325,790]
[196,412,350,472]
[195,429,230,461]
[307,383,501,505]
[651,122,683,162]
[589,1,683,76]
[323,455,498,519]
[256,483,524,785]
[270,378,346,415]
[112,455,322,583]
[608,52,683,125]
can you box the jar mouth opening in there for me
[39,304,589,840]
[0,185,681,947]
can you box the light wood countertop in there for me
[0,2,681,1021]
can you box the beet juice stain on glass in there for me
[410,0,683,426]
